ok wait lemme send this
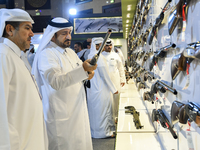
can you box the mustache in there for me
[64,39,71,42]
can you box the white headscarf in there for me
[0,8,34,37]
[88,37,103,59]
[105,38,114,52]
[88,37,109,68]
[31,17,73,87]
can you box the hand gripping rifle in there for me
[149,43,176,71]
[90,29,112,65]
[152,109,178,139]
[148,0,172,45]
[125,106,143,129]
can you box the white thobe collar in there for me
[102,51,111,55]
[49,41,66,54]
[4,38,22,57]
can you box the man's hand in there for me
[83,59,97,72]
[88,70,95,80]
[114,91,118,94]
[121,83,125,87]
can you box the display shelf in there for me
[117,109,155,133]
[115,133,165,150]
[157,132,178,150]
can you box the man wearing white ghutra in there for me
[32,17,97,150]
[0,8,48,150]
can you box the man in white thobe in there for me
[114,47,125,66]
[87,37,118,138]
[21,48,32,72]
[32,17,97,150]
[102,39,126,123]
[0,8,48,150]
[27,44,35,67]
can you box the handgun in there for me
[149,43,176,71]
[152,109,178,139]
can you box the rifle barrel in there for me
[90,29,112,65]
[158,80,177,95]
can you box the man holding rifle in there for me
[32,17,97,150]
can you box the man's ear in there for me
[5,24,14,36]
[51,35,55,42]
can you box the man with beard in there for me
[87,37,118,138]
[102,39,125,124]
[0,8,48,150]
[32,17,97,150]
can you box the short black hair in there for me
[2,21,21,37]
[83,40,91,49]
[75,42,83,49]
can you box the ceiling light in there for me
[126,20,129,23]
[127,5,132,11]
[127,13,130,18]
[69,9,77,15]
[126,24,129,27]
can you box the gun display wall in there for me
[126,0,200,149]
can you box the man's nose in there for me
[66,34,71,39]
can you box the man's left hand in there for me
[121,83,125,87]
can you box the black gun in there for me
[143,70,155,82]
[143,91,155,104]
[138,82,146,91]
[136,77,141,84]
[141,0,152,26]
[138,50,145,60]
[142,23,153,46]
[152,109,178,139]
[171,41,200,80]
[149,43,176,71]
[90,29,112,65]
[132,64,141,74]
[143,80,177,104]
[125,106,143,129]
[148,0,172,45]
[184,102,200,127]
[152,80,177,95]
[142,50,153,66]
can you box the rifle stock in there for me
[125,106,143,129]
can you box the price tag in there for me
[186,122,194,150]
[183,64,190,90]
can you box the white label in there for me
[182,75,190,90]
[186,130,194,150]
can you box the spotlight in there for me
[69,9,77,15]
